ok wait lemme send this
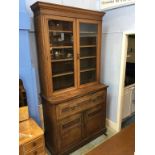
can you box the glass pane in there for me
[80,47,96,57]
[51,48,73,60]
[49,20,72,31]
[49,32,73,47]
[80,58,96,70]
[79,23,98,85]
[48,19,74,91]
[80,70,96,85]
[52,61,74,75]
[53,74,74,91]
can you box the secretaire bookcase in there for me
[31,2,108,155]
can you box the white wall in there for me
[100,4,135,122]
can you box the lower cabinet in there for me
[43,88,107,155]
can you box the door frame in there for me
[116,31,135,131]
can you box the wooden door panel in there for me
[59,114,82,150]
[85,104,106,136]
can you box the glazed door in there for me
[77,20,101,87]
[47,16,77,93]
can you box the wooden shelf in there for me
[50,46,73,50]
[49,30,73,33]
[53,71,74,78]
[80,56,96,60]
[52,58,73,62]
[80,35,97,38]
[80,45,96,48]
[80,31,97,34]
[80,68,96,73]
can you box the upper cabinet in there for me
[31,2,105,97]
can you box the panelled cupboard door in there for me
[77,19,101,87]
[45,15,77,93]
[85,104,106,137]
[59,114,82,151]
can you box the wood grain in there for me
[31,2,107,155]
[19,119,46,155]
[87,123,135,155]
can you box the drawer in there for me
[23,136,44,152]
[25,146,45,155]
[56,90,106,120]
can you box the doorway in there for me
[121,34,135,128]
[116,32,135,131]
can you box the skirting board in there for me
[106,118,118,132]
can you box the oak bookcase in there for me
[31,2,108,155]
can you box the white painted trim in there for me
[106,118,118,132]
[116,31,135,131]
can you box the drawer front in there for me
[59,114,82,150]
[56,90,106,119]
[23,136,44,152]
[25,146,45,155]
[85,104,106,136]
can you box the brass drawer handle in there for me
[33,142,37,147]
[34,151,38,155]
[70,105,78,110]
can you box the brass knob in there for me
[34,151,37,155]
[33,142,36,147]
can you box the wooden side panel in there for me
[42,100,59,155]
[34,15,53,97]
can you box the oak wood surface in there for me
[87,123,135,155]
[31,2,107,155]
[19,119,46,155]
[19,119,44,146]
[42,84,107,104]
[42,88,107,155]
